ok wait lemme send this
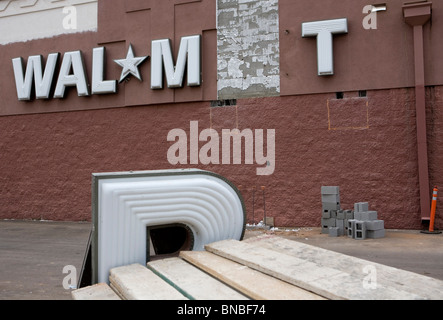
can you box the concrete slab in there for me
[243,235,443,300]
[1,220,442,300]
[180,251,325,300]
[245,227,443,281]
[206,238,443,300]
[147,257,248,300]
[71,283,120,300]
[109,264,188,300]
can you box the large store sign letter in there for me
[302,18,348,76]
[92,47,117,95]
[53,51,90,98]
[12,53,59,100]
[12,35,201,101]
[151,35,201,89]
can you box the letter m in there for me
[12,53,59,100]
[151,35,201,89]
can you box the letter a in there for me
[63,6,77,30]
[167,129,188,165]
[362,5,377,30]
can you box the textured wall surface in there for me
[1,0,442,231]
[217,0,280,99]
[1,87,442,230]
[279,0,443,95]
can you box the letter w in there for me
[12,53,59,100]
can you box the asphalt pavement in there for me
[0,220,442,300]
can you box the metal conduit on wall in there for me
[402,1,433,223]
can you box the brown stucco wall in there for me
[1,87,442,230]
[279,0,443,96]
[1,0,442,230]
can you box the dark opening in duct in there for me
[147,224,194,262]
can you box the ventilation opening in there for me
[147,224,194,262]
[211,99,237,107]
[336,92,344,99]
[359,90,367,98]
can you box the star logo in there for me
[114,44,149,83]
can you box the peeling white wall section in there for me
[217,0,280,99]
[0,0,97,45]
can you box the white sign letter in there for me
[92,47,117,95]
[54,51,90,98]
[302,18,348,76]
[151,35,201,89]
[12,53,59,100]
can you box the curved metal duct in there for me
[90,169,246,284]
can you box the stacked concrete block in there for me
[335,218,345,236]
[348,202,385,240]
[354,202,369,213]
[321,214,336,235]
[343,209,354,235]
[354,221,367,240]
[366,220,386,239]
[321,186,340,207]
[320,188,385,239]
[320,186,341,236]
[347,219,355,238]
[355,210,378,221]
[328,227,340,237]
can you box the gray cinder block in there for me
[355,211,378,221]
[321,193,340,203]
[321,218,336,227]
[354,221,367,240]
[365,220,384,231]
[322,210,331,219]
[336,219,345,236]
[354,202,369,213]
[336,210,345,220]
[322,210,338,219]
[367,229,385,239]
[321,225,329,234]
[321,186,340,194]
[336,219,344,228]
[328,227,340,237]
[344,210,354,220]
[322,202,340,211]
[347,219,356,238]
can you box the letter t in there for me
[302,18,348,76]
